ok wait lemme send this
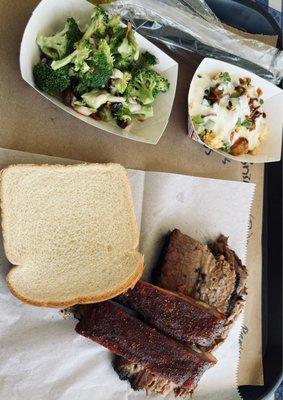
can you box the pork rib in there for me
[114,356,177,396]
[75,301,216,393]
[117,280,225,349]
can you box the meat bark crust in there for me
[117,280,225,349]
[75,301,216,392]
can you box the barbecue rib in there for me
[75,301,216,395]
[113,356,196,397]
[114,230,247,396]
[117,280,225,349]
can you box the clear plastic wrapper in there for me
[105,0,283,84]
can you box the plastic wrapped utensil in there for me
[104,0,283,84]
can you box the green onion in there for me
[241,119,253,129]
[192,115,204,125]
[221,141,231,152]
[236,118,253,129]
[220,72,231,83]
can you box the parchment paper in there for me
[0,148,255,400]
[0,0,276,388]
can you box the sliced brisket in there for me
[159,230,247,323]
[159,230,247,348]
[208,235,248,320]
[192,250,237,316]
[76,301,216,393]
[159,229,212,296]
[117,280,225,349]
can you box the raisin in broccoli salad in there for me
[33,7,170,129]
[189,72,267,156]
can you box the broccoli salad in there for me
[189,72,267,156]
[33,7,170,129]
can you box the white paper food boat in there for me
[20,0,178,145]
[188,58,283,163]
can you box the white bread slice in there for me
[1,163,143,308]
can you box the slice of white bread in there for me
[1,163,144,308]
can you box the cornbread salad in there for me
[190,72,267,156]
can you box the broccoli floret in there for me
[135,51,158,71]
[112,102,154,127]
[98,38,114,65]
[75,73,99,95]
[51,39,93,71]
[110,25,125,46]
[106,14,122,39]
[109,26,125,59]
[81,90,109,110]
[117,30,139,67]
[75,60,110,94]
[154,72,170,93]
[37,18,82,60]
[111,23,139,70]
[114,106,132,128]
[108,15,121,33]
[75,39,114,94]
[110,71,132,94]
[33,62,70,95]
[126,70,170,105]
[115,106,132,121]
[83,7,108,39]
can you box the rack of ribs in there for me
[75,301,217,395]
[116,280,225,349]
